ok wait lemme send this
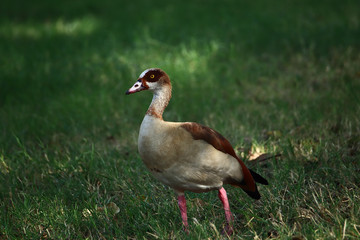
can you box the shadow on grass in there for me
[0,0,360,238]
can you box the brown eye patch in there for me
[145,69,164,82]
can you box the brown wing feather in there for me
[181,122,256,193]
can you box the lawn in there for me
[1,0,360,239]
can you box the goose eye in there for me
[150,74,155,79]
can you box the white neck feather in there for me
[147,84,172,119]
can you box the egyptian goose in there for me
[126,68,268,234]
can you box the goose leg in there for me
[218,187,234,235]
[177,194,189,232]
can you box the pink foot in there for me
[218,187,234,235]
[222,225,234,236]
[177,194,189,233]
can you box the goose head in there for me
[125,68,171,95]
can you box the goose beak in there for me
[126,80,147,95]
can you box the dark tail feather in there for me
[249,169,268,185]
[243,185,261,200]
[243,171,267,199]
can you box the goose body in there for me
[126,68,268,234]
[139,115,243,193]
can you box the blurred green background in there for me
[0,0,359,239]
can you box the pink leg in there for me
[218,187,234,235]
[177,195,189,232]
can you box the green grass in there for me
[1,0,360,239]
